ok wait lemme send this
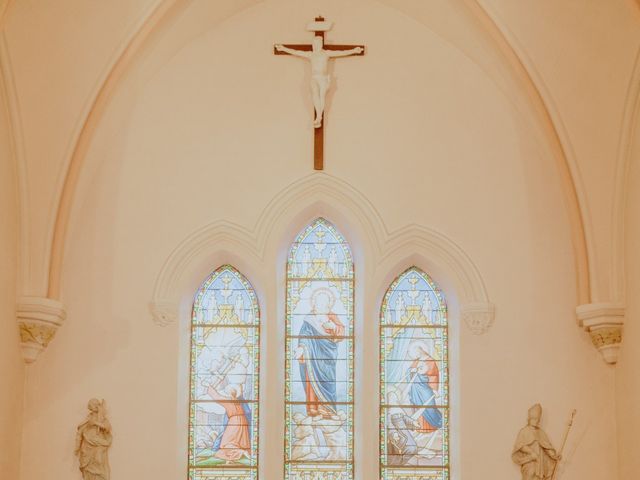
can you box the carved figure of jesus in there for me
[275,37,363,128]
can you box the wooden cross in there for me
[275,17,365,170]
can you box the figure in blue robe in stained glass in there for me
[295,289,344,418]
[408,344,443,432]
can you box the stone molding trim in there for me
[463,0,591,305]
[576,303,625,364]
[16,296,66,364]
[149,300,179,327]
[461,302,496,335]
[150,174,495,334]
[612,45,640,304]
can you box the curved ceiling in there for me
[1,0,639,308]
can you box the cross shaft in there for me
[275,17,365,170]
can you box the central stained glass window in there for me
[380,267,449,480]
[284,218,354,480]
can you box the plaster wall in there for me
[2,0,156,294]
[19,2,618,479]
[479,0,640,302]
[1,0,637,311]
[0,72,23,479]
[615,115,640,480]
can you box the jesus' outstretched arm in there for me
[275,44,311,58]
[327,46,364,58]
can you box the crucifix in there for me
[275,17,365,170]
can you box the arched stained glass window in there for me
[380,267,449,480]
[189,265,260,480]
[285,218,354,480]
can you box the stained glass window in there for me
[189,265,260,480]
[380,267,449,480]
[285,218,354,480]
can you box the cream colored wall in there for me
[17,1,619,479]
[616,111,640,480]
[481,0,640,303]
[2,0,156,295]
[0,68,23,479]
[2,0,638,331]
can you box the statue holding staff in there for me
[512,404,561,480]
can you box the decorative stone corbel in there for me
[576,303,624,364]
[461,302,496,335]
[149,300,179,326]
[16,296,66,364]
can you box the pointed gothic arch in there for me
[150,174,494,334]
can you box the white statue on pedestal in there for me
[75,399,112,480]
[512,404,561,480]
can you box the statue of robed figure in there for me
[75,398,112,480]
[512,404,561,480]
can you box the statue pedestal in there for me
[17,296,66,364]
[577,303,624,364]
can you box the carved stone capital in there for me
[149,300,178,326]
[461,302,495,335]
[16,296,66,364]
[576,303,624,364]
